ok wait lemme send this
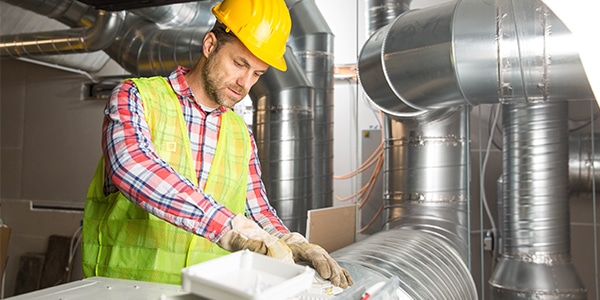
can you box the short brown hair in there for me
[210,21,237,52]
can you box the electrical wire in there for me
[333,107,386,233]
[480,104,500,247]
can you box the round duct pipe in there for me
[358,0,593,114]
[249,48,314,234]
[332,228,477,299]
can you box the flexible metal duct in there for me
[383,107,470,262]
[249,48,314,234]
[286,0,335,210]
[332,228,478,299]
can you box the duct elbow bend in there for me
[83,10,125,51]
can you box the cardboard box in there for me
[306,205,356,253]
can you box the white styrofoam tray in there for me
[181,250,315,300]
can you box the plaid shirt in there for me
[102,66,289,242]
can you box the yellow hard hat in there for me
[212,0,291,71]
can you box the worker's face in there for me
[202,35,269,109]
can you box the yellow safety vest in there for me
[82,76,251,284]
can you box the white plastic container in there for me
[181,250,315,300]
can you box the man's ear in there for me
[203,32,217,57]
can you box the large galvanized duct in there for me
[286,0,335,210]
[490,102,586,299]
[358,0,594,298]
[382,107,470,262]
[358,0,591,111]
[249,49,314,234]
[332,228,478,299]
[361,0,471,265]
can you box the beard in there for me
[201,51,247,109]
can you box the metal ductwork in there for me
[569,132,600,194]
[366,0,410,36]
[491,101,586,299]
[249,48,314,234]
[359,0,592,112]
[0,9,124,56]
[0,0,110,71]
[286,0,335,210]
[333,228,477,299]
[129,1,218,28]
[383,107,470,262]
[358,0,594,298]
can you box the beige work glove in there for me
[281,232,353,289]
[216,214,294,263]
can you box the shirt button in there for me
[209,232,215,239]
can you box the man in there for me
[82,0,353,289]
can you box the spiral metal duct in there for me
[249,48,314,234]
[286,0,335,210]
[490,101,586,299]
[332,228,477,299]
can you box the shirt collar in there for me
[168,66,229,114]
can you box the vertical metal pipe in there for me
[489,101,586,299]
[384,107,470,262]
[250,49,314,234]
[286,0,335,210]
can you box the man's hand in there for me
[216,214,294,263]
[282,232,354,289]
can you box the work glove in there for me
[216,214,294,264]
[282,232,354,289]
